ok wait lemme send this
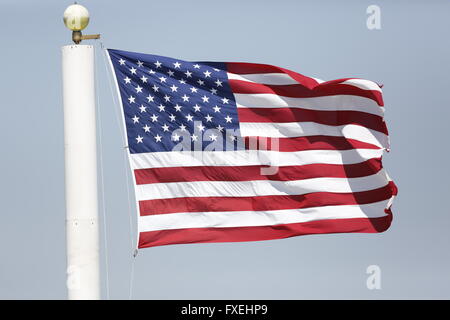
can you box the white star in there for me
[154,61,162,68]
[225,115,233,123]
[146,95,154,103]
[173,62,181,68]
[169,114,176,122]
[164,95,171,102]
[152,85,159,92]
[193,64,200,69]
[139,105,147,113]
[213,105,221,113]
[124,77,131,84]
[136,135,143,143]
[140,75,148,83]
[185,114,194,122]
[148,69,156,74]
[137,60,144,67]
[119,59,126,65]
[193,104,201,112]
[135,85,143,93]
[128,96,135,104]
[174,104,182,112]
[130,67,137,74]
[201,95,209,103]
[172,133,181,141]
[143,125,151,132]
[197,123,205,132]
[213,68,220,72]
[167,70,175,77]
[179,79,187,84]
[181,94,190,102]
[191,134,198,141]
[170,85,178,92]
[205,114,213,122]
[221,97,229,104]
[204,70,212,78]
[158,104,166,112]
[210,88,217,94]
[209,133,217,141]
[154,134,162,142]
[229,135,236,141]
[190,87,198,93]
[185,70,193,78]
[197,79,205,86]
[215,79,223,87]
[159,76,167,83]
[132,115,139,123]
[179,124,187,131]
[216,125,224,132]
[162,124,170,132]
[151,114,159,122]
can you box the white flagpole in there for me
[62,44,100,300]
[62,4,101,300]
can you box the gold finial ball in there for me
[63,4,90,31]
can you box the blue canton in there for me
[108,49,241,154]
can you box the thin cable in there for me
[100,44,136,252]
[129,254,136,300]
[100,43,138,299]
[94,42,111,300]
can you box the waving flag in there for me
[107,49,397,249]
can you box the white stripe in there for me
[341,79,382,92]
[234,94,384,116]
[312,77,325,84]
[138,199,390,232]
[240,122,388,148]
[136,169,389,201]
[227,72,298,85]
[130,148,383,169]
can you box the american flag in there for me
[107,49,397,249]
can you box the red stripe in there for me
[238,108,388,134]
[138,214,392,248]
[243,136,379,151]
[227,62,302,74]
[139,182,395,216]
[229,79,383,106]
[226,62,319,89]
[134,158,382,185]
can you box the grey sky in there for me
[0,0,449,299]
